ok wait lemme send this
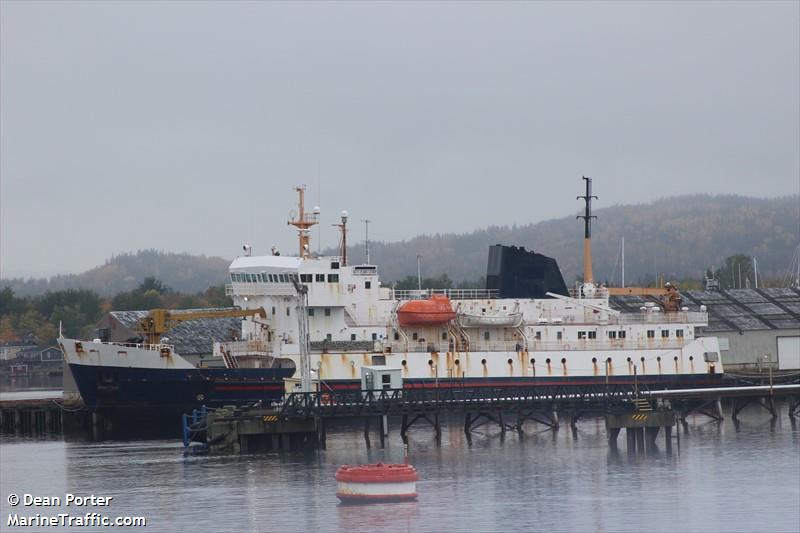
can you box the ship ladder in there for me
[222,350,239,369]
[633,398,652,412]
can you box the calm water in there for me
[1,406,798,533]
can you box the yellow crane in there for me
[606,284,683,312]
[137,307,268,345]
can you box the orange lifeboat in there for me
[396,295,456,327]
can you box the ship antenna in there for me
[576,176,598,284]
[333,210,348,266]
[361,218,371,264]
[288,185,319,258]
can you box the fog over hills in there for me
[3,194,798,296]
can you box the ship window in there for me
[442,332,448,340]
[647,330,655,339]
[372,333,378,341]
[331,262,340,270]
[308,308,315,316]
[316,274,325,282]
[412,333,418,340]
[373,355,386,365]
[662,330,669,338]
[328,274,339,283]
[394,332,400,341]
[619,330,626,339]
[676,329,684,338]
[271,307,276,315]
[557,331,562,340]
[324,308,331,316]
[365,281,371,289]
[484,331,490,341]
[326,334,332,341]
[578,331,587,340]
[286,307,290,316]
[300,274,312,283]
[608,331,617,339]
[535,331,541,340]
[588,331,597,339]
[351,334,356,341]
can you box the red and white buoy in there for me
[335,458,419,503]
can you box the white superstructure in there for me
[224,254,722,386]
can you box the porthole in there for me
[427,359,433,366]
[530,358,536,365]
[591,357,597,364]
[561,357,567,364]
[507,358,513,365]
[401,360,407,366]
[673,356,679,361]
[606,357,612,363]
[641,356,646,362]
[454,359,460,366]
[481,359,487,365]
[545,358,551,364]
[689,356,694,361]
[657,356,662,362]
[626,357,632,362]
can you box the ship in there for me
[60,180,723,423]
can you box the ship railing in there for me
[608,311,708,325]
[568,287,610,299]
[388,288,499,300]
[214,340,272,357]
[101,341,175,352]
[388,338,689,353]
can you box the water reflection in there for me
[0,404,798,533]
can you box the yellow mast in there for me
[287,185,319,258]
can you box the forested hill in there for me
[339,194,799,285]
[3,195,798,296]
[3,251,231,297]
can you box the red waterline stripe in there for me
[213,385,284,391]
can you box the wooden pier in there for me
[0,396,87,436]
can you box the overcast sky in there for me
[2,1,798,278]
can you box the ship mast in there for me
[333,210,348,266]
[576,176,597,284]
[287,185,319,258]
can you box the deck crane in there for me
[137,307,268,345]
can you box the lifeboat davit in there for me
[335,462,419,503]
[396,295,456,327]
